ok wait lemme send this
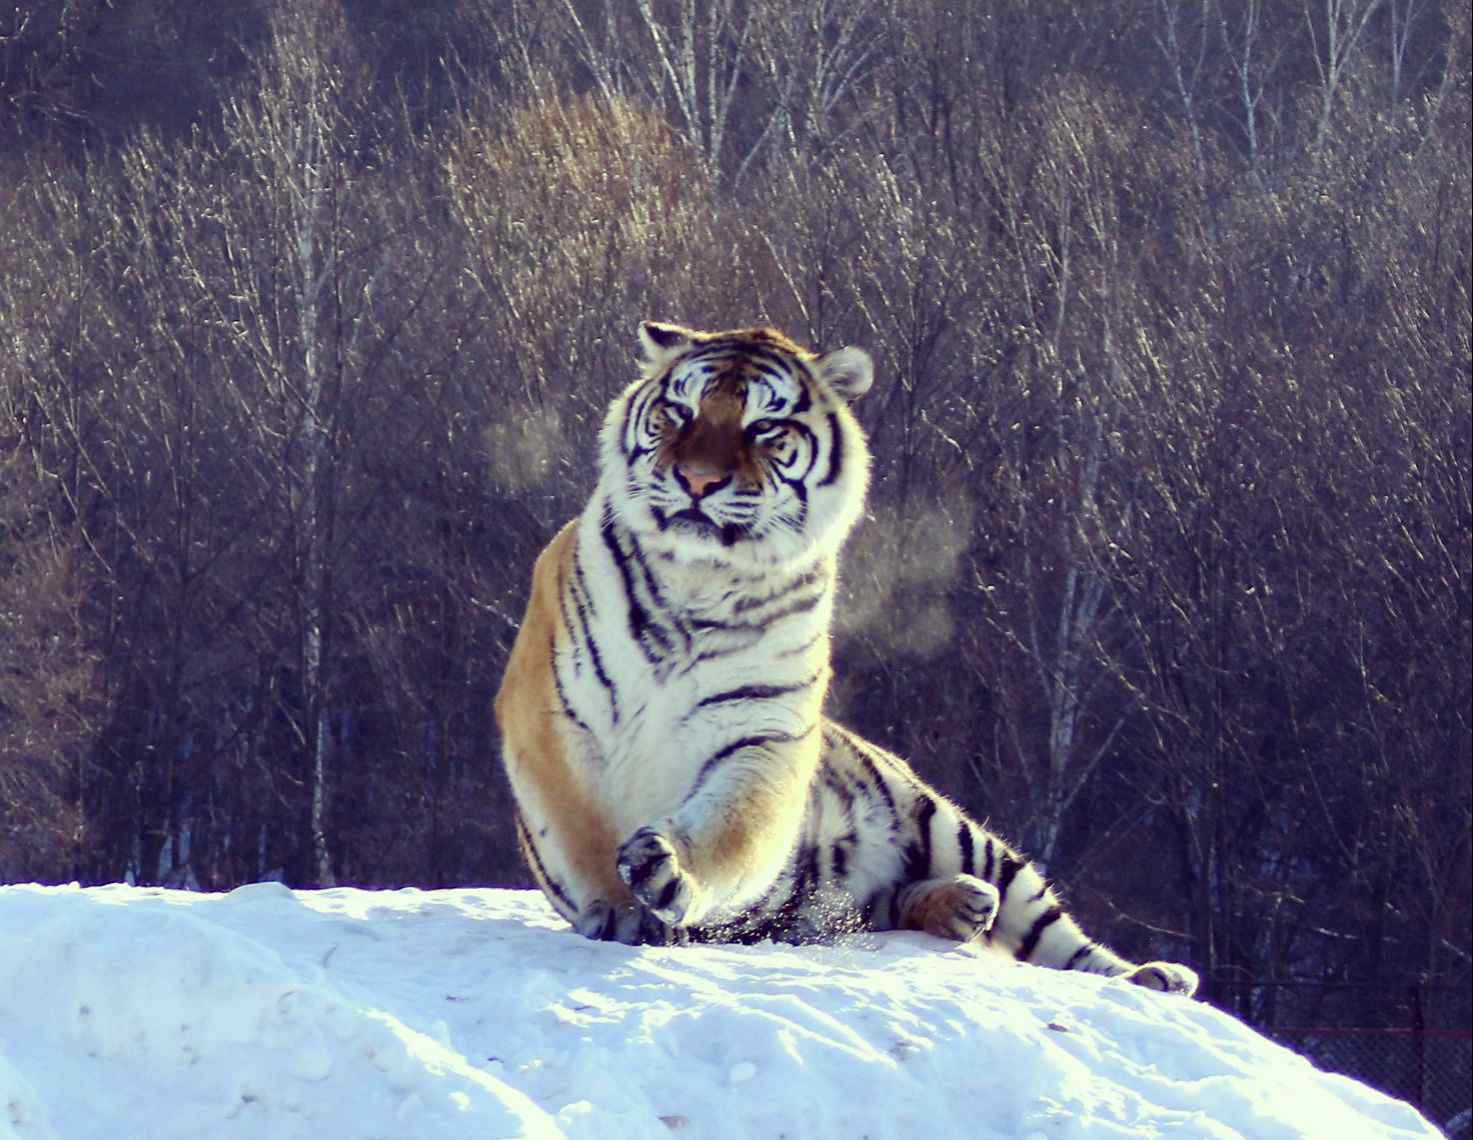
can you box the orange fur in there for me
[694,754,817,882]
[494,522,629,906]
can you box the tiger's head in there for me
[599,321,873,570]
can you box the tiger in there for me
[493,320,1198,996]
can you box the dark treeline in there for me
[1,0,1468,1029]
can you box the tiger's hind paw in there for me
[1124,961,1199,997]
[572,899,686,946]
[897,874,1000,943]
[617,827,700,926]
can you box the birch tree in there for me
[551,0,881,186]
[1383,0,1439,103]
[963,85,1177,872]
[1153,0,1213,177]
[1214,0,1285,178]
[1305,0,1383,149]
[549,0,754,180]
[744,0,886,169]
[203,0,389,886]
[0,443,98,878]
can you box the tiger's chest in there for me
[559,553,826,821]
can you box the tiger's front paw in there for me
[572,898,685,946]
[617,827,699,926]
[1124,960,1200,997]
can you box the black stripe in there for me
[548,637,592,733]
[1065,941,1095,970]
[685,625,774,667]
[791,377,813,415]
[624,842,670,890]
[732,565,826,614]
[795,841,820,894]
[693,725,816,794]
[697,734,775,779]
[842,728,909,780]
[816,412,844,487]
[775,630,824,659]
[996,852,1023,907]
[917,796,937,852]
[981,837,996,883]
[734,877,787,935]
[707,587,826,635]
[1017,905,1063,962]
[514,813,575,917]
[902,796,939,881]
[748,838,823,939]
[600,515,674,663]
[855,749,899,828]
[628,531,669,608]
[622,382,659,458]
[688,595,825,667]
[628,531,691,652]
[771,421,820,488]
[845,730,925,804]
[818,755,856,810]
[686,342,739,363]
[693,673,820,712]
[714,342,791,370]
[687,637,764,669]
[553,560,582,676]
[752,589,825,627]
[958,822,975,876]
[570,552,619,724]
[750,356,789,380]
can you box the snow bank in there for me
[0,883,556,1140]
[0,884,1441,1140]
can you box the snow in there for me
[0,883,1441,1140]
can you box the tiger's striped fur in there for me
[494,321,1197,995]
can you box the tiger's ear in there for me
[638,320,696,377]
[815,345,873,401]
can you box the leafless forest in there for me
[1,0,1468,1028]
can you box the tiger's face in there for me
[600,322,874,569]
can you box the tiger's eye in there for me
[658,400,690,430]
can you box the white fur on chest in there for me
[565,513,830,831]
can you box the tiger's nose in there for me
[677,463,726,498]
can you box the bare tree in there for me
[744,0,886,172]
[1384,0,1439,102]
[178,0,405,885]
[1305,0,1384,149]
[1214,0,1287,178]
[1154,0,1213,176]
[546,0,758,181]
[0,446,98,878]
[547,0,883,187]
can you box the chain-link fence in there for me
[1268,1027,1471,1135]
[1212,983,1472,1136]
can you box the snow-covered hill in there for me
[0,883,1440,1139]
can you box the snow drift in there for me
[0,883,1441,1139]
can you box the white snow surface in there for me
[0,883,1440,1140]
